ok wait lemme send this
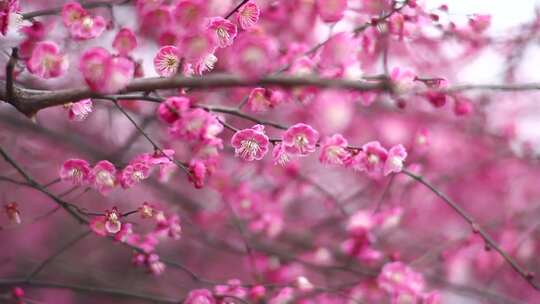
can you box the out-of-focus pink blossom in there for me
[26,41,68,79]
[113,28,138,56]
[319,134,350,165]
[316,0,347,23]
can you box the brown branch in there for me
[0,75,389,116]
[110,99,191,175]
[0,147,88,224]
[0,279,179,303]
[21,1,130,20]
[402,169,540,291]
[25,231,91,281]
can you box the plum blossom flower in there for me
[69,14,106,40]
[5,202,21,224]
[320,32,358,70]
[272,143,291,166]
[138,202,154,219]
[208,17,237,48]
[237,1,260,30]
[247,88,279,112]
[454,97,473,116]
[26,41,68,79]
[390,67,416,94]
[61,2,86,27]
[282,123,320,156]
[231,125,270,161]
[1,0,21,36]
[173,0,208,30]
[347,210,376,236]
[90,160,117,194]
[147,253,166,275]
[319,134,350,165]
[157,96,191,123]
[184,289,215,304]
[60,159,91,185]
[105,207,122,234]
[188,159,207,189]
[65,99,93,121]
[316,0,347,23]
[178,31,217,65]
[155,212,182,239]
[119,161,151,189]
[377,262,425,299]
[383,144,407,175]
[230,34,276,77]
[170,109,222,141]
[469,14,491,33]
[112,28,138,56]
[348,141,388,178]
[80,47,135,93]
[214,279,248,299]
[153,45,180,77]
[194,53,218,75]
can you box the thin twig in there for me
[402,169,540,291]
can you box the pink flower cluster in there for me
[342,208,404,264]
[80,47,135,93]
[59,151,176,195]
[378,262,440,304]
[156,96,223,188]
[62,2,106,40]
[348,142,408,178]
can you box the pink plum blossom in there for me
[173,0,208,30]
[157,96,191,124]
[66,99,93,121]
[383,144,407,176]
[247,88,280,112]
[153,45,180,77]
[113,28,138,56]
[348,141,388,178]
[26,41,68,79]
[69,14,106,40]
[90,160,117,194]
[208,17,237,48]
[237,1,260,30]
[178,31,217,65]
[80,48,134,93]
[184,289,215,304]
[282,123,320,156]
[319,134,350,165]
[119,161,150,189]
[61,2,86,28]
[60,159,91,185]
[377,262,425,299]
[316,0,347,23]
[231,125,270,161]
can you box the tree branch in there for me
[402,169,540,291]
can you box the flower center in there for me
[391,156,403,169]
[132,170,145,182]
[294,134,309,150]
[240,139,260,158]
[82,17,93,29]
[97,171,114,186]
[70,168,83,180]
[367,154,379,164]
